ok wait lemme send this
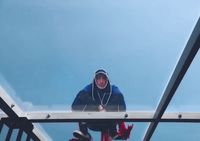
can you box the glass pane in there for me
[166,49,200,112]
[152,123,200,141]
[0,0,200,141]
[0,0,199,112]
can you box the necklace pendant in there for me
[98,105,105,112]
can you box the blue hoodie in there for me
[72,70,126,112]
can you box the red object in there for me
[101,122,133,141]
[101,130,112,141]
[118,122,133,140]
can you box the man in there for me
[71,69,127,141]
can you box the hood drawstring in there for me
[91,69,112,107]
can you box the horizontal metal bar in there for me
[25,111,153,122]
[2,111,200,122]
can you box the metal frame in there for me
[0,17,199,141]
[13,111,200,123]
[0,86,51,141]
[143,17,200,141]
[1,111,200,122]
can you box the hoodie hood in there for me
[91,69,112,106]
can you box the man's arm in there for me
[118,94,126,111]
[71,91,87,111]
[112,85,126,111]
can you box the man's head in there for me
[94,69,108,90]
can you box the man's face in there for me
[95,73,108,89]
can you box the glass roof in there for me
[0,0,200,140]
[152,123,200,141]
[167,50,200,112]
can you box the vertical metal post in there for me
[5,126,13,141]
[0,120,3,134]
[26,133,31,141]
[16,128,23,141]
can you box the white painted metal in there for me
[1,111,200,122]
[25,111,153,120]
[0,86,24,117]
[25,111,200,121]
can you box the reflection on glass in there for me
[1,0,198,112]
[167,50,200,112]
[152,123,200,141]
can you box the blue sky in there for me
[0,0,200,140]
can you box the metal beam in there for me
[1,111,200,123]
[25,111,153,122]
[0,120,3,133]
[0,96,20,119]
[5,127,13,141]
[16,129,23,141]
[143,17,200,141]
[0,86,51,141]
